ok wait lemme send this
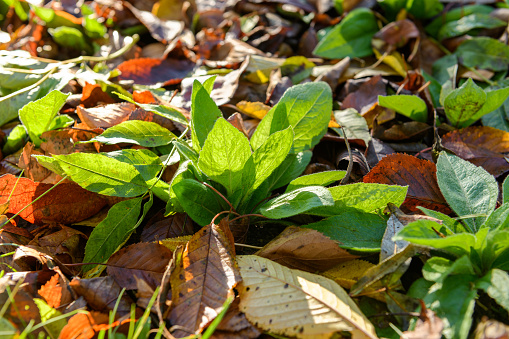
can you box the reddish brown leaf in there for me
[0,174,108,224]
[69,277,133,315]
[442,126,509,177]
[363,154,451,213]
[38,273,73,308]
[32,225,88,265]
[80,83,116,107]
[169,219,241,337]
[212,297,261,339]
[256,226,359,272]
[141,211,194,242]
[373,19,419,53]
[133,90,160,104]
[76,103,132,129]
[18,142,54,182]
[106,242,173,290]
[342,75,387,114]
[117,57,195,86]
[59,311,131,339]
[40,128,100,155]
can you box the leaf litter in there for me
[1,0,509,338]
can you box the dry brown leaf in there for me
[141,211,194,242]
[106,242,173,290]
[0,174,108,224]
[18,142,53,182]
[402,308,443,339]
[76,103,133,129]
[169,219,241,338]
[212,297,261,339]
[363,153,451,214]
[117,57,195,86]
[59,311,131,339]
[38,272,73,308]
[442,126,509,177]
[80,83,116,107]
[237,255,378,339]
[342,75,387,114]
[475,318,509,339]
[256,226,359,272]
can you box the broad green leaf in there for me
[83,197,143,271]
[437,152,498,232]
[424,274,477,339]
[462,86,509,127]
[18,90,69,147]
[48,27,93,54]
[455,37,509,72]
[191,78,222,151]
[444,78,486,128]
[34,155,67,177]
[504,176,509,204]
[2,124,26,155]
[116,92,188,125]
[105,149,169,201]
[313,8,378,59]
[331,108,371,146]
[251,127,293,190]
[172,179,226,226]
[198,118,253,197]
[418,207,467,234]
[438,14,505,41]
[251,82,332,153]
[53,153,148,197]
[303,211,388,252]
[476,269,509,313]
[259,186,334,219]
[426,5,493,37]
[406,0,442,19]
[308,183,407,216]
[377,0,406,20]
[167,160,204,213]
[482,80,509,132]
[478,229,509,271]
[482,203,509,230]
[83,15,107,39]
[422,256,475,283]
[48,114,74,130]
[173,139,199,163]
[286,170,346,192]
[378,95,427,123]
[394,219,476,257]
[90,120,176,147]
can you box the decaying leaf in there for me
[256,226,358,272]
[237,255,378,339]
[169,219,241,337]
[402,307,443,339]
[38,272,74,308]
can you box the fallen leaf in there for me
[342,75,387,114]
[213,297,261,339]
[442,126,509,177]
[321,260,376,290]
[169,219,241,337]
[256,226,358,272]
[80,83,116,107]
[363,153,451,213]
[106,242,173,290]
[402,307,443,339]
[76,103,132,129]
[141,211,194,242]
[38,272,73,308]
[237,255,378,339]
[59,311,131,339]
[0,174,108,224]
[18,142,53,182]
[117,57,195,86]
[160,235,192,251]
[236,100,271,120]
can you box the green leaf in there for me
[438,14,505,41]
[418,207,467,234]
[90,120,176,147]
[302,211,388,252]
[198,118,253,197]
[83,197,143,271]
[504,176,509,204]
[2,124,26,155]
[331,108,371,146]
[48,26,93,54]
[478,229,509,271]
[482,81,509,132]
[444,78,486,128]
[462,86,509,127]
[313,8,378,59]
[406,0,442,19]
[167,160,203,213]
[105,149,169,201]
[426,5,493,37]
[436,152,498,232]
[250,82,332,153]
[48,114,74,130]
[34,155,67,177]
[308,183,407,216]
[286,170,346,192]
[482,203,509,230]
[422,256,475,283]
[394,219,476,257]
[455,37,509,72]
[378,95,427,123]
[258,186,334,219]
[432,54,458,106]
[251,127,294,190]
[53,153,148,197]
[191,78,222,151]
[83,15,107,39]
[172,179,225,226]
[18,90,69,147]
[424,274,477,339]
[477,269,509,312]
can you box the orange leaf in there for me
[363,154,451,213]
[256,226,358,272]
[117,57,195,86]
[106,242,173,290]
[38,273,73,308]
[442,126,509,177]
[0,174,107,224]
[59,311,131,339]
[169,218,241,337]
[81,83,116,107]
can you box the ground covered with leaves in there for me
[1,0,509,338]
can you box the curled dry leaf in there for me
[117,57,195,86]
[237,255,378,339]
[442,126,509,177]
[256,226,359,272]
[18,142,54,182]
[169,219,241,338]
[0,174,108,224]
[363,153,451,214]
[76,102,133,129]
[40,128,100,155]
[81,83,116,107]
[59,311,131,339]
[106,242,173,290]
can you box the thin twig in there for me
[340,126,353,185]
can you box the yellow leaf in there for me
[159,235,192,252]
[245,69,271,84]
[236,101,271,120]
[321,260,375,290]
[237,255,378,339]
[374,49,408,77]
